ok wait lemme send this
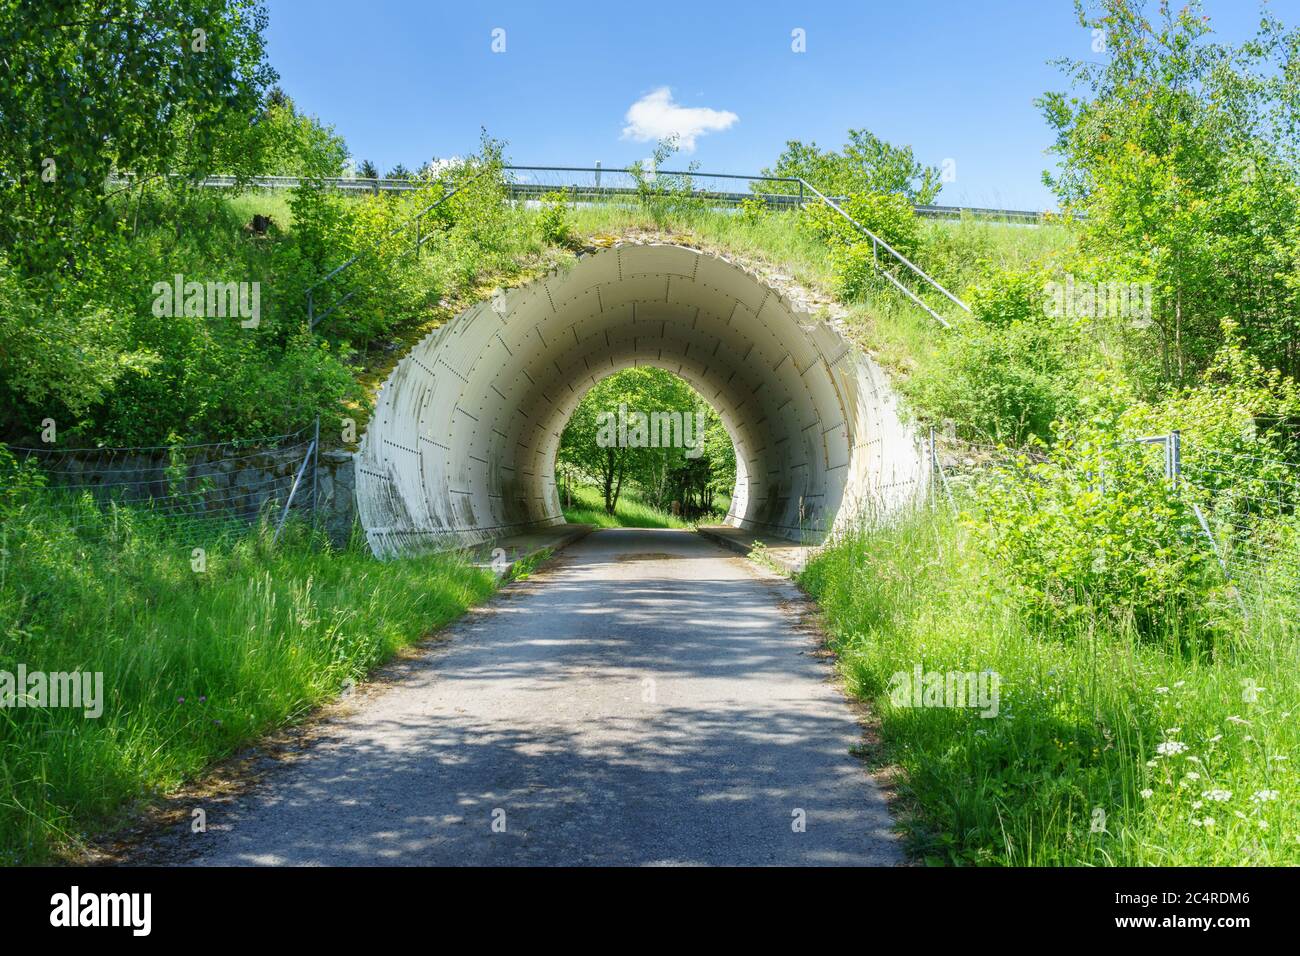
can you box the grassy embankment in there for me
[0,496,501,864]
[800,509,1297,866]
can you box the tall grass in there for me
[0,496,497,864]
[800,507,1297,865]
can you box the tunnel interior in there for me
[356,242,927,557]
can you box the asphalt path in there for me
[173,528,900,866]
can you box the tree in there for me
[0,0,277,272]
[359,159,379,179]
[761,129,942,203]
[557,368,734,515]
[1038,0,1300,388]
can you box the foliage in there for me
[0,0,277,273]
[761,129,943,203]
[628,138,706,228]
[802,507,1298,865]
[535,190,576,247]
[557,367,734,516]
[1039,0,1300,390]
[903,265,1102,445]
[0,483,498,863]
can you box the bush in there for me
[973,425,1222,637]
[536,190,576,247]
[904,266,1098,445]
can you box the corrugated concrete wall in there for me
[356,242,927,557]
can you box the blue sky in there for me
[264,0,1299,210]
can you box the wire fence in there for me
[3,421,319,549]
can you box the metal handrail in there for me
[795,178,970,326]
[305,167,493,329]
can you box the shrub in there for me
[973,424,1222,637]
[904,266,1099,445]
[536,190,576,247]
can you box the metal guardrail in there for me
[175,170,1053,222]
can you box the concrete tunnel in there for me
[355,241,928,558]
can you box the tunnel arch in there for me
[356,241,927,557]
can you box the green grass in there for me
[0,497,498,864]
[560,483,712,529]
[800,507,1298,866]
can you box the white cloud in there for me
[621,87,738,152]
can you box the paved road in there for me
[174,528,900,866]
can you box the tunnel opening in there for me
[553,365,737,523]
[356,241,927,558]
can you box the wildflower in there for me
[1251,790,1279,803]
[1192,801,1203,809]
[1155,687,1170,695]
[1166,727,1181,735]
[1226,715,1251,725]
[1206,734,1222,744]
[1156,741,1188,756]
[1184,771,1200,781]
[1258,820,1269,829]
[1204,789,1232,802]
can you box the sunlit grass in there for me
[801,507,1298,866]
[560,483,722,529]
[0,498,497,864]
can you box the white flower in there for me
[1140,788,1154,799]
[1226,715,1251,725]
[1251,790,1279,803]
[1157,741,1188,756]
[1155,686,1171,695]
[1166,727,1182,735]
[1206,734,1223,744]
[1203,817,1216,827]
[1258,820,1269,829]
[1192,801,1203,809]
[1204,789,1232,802]
[1184,771,1201,781]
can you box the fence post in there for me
[595,160,601,191]
[798,180,804,208]
[311,415,320,521]
[273,432,317,546]
[929,426,937,508]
